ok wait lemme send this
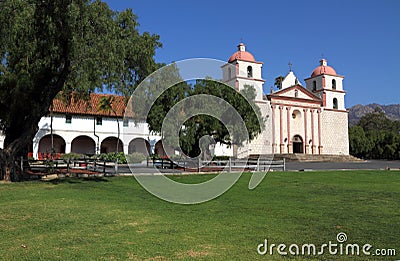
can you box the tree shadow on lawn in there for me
[43,176,109,185]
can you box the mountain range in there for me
[348,103,400,125]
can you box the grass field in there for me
[0,170,399,260]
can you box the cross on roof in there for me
[288,61,293,72]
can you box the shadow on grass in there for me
[44,176,109,185]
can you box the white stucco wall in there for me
[323,75,344,91]
[214,143,233,157]
[325,91,346,110]
[32,114,161,159]
[281,71,301,89]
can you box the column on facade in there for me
[317,110,323,154]
[310,109,315,154]
[286,107,291,153]
[303,109,308,154]
[65,142,72,154]
[279,106,284,154]
[32,143,39,160]
[271,105,276,154]
[123,144,129,155]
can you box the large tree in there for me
[0,0,161,181]
[146,79,264,159]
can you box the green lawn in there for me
[0,170,399,260]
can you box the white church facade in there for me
[0,43,349,159]
[221,43,349,156]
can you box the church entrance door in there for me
[292,135,304,154]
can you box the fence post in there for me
[115,159,118,174]
[67,159,70,173]
[229,158,232,173]
[198,157,201,173]
[283,158,286,171]
[20,156,24,175]
[257,158,260,172]
[103,160,106,174]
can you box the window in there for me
[228,68,232,79]
[292,109,301,119]
[332,79,336,90]
[65,115,72,124]
[96,117,102,125]
[247,66,253,78]
[312,81,317,92]
[123,118,129,127]
[333,98,338,109]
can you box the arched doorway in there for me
[154,140,175,157]
[128,138,150,156]
[292,135,304,154]
[101,137,123,153]
[38,134,66,159]
[154,140,166,157]
[71,136,96,155]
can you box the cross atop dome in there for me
[310,58,337,77]
[320,59,328,67]
[228,42,257,63]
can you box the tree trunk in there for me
[0,148,19,182]
[0,123,39,181]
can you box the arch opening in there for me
[71,135,96,155]
[292,135,304,154]
[101,137,123,154]
[129,138,151,156]
[38,134,66,159]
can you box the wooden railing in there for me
[149,157,285,172]
[20,156,285,179]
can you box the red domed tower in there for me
[222,43,265,102]
[304,59,346,110]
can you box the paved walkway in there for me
[113,160,400,175]
[285,160,400,171]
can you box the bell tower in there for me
[222,43,265,102]
[304,59,346,110]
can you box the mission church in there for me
[0,43,349,159]
[222,43,349,156]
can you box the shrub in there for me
[94,152,127,164]
[61,153,84,160]
[126,152,147,164]
[212,155,230,161]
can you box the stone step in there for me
[250,154,363,162]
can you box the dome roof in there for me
[311,59,337,77]
[228,43,256,63]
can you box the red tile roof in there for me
[52,93,126,117]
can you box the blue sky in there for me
[106,0,400,107]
